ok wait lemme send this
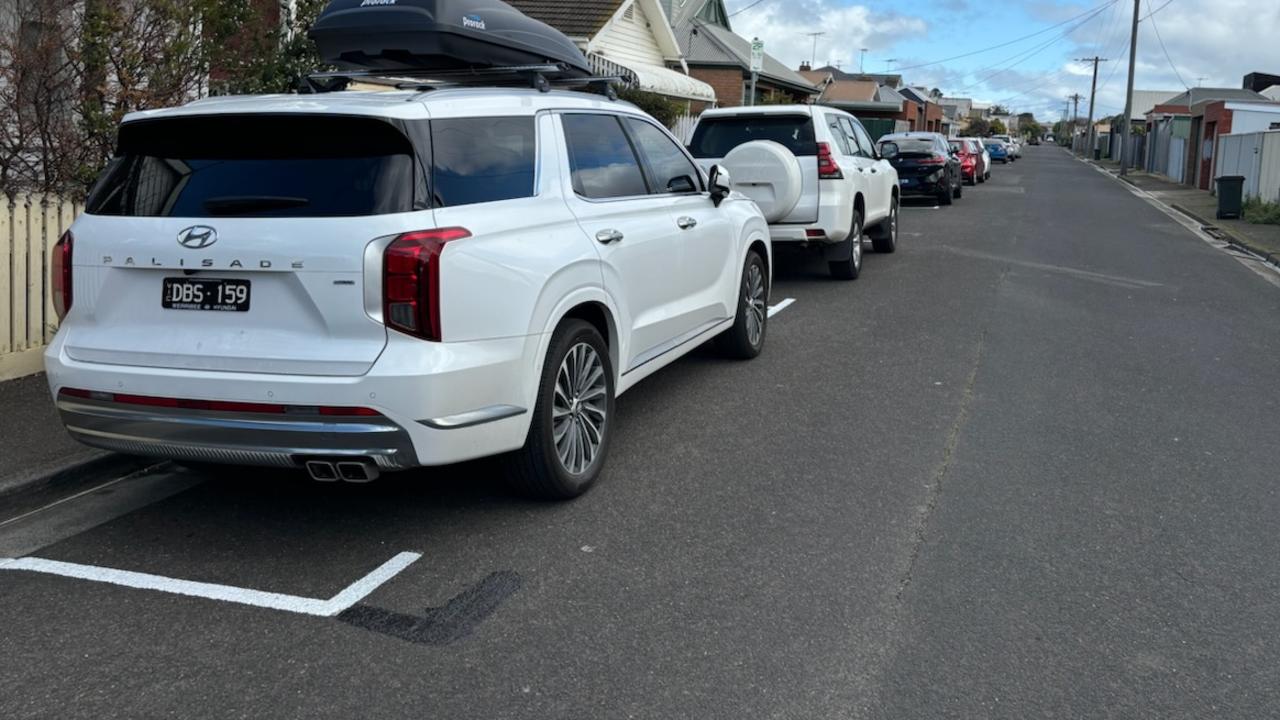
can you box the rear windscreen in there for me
[883,138,936,155]
[86,115,416,217]
[688,115,816,158]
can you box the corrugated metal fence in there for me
[1216,130,1280,203]
[1,193,81,381]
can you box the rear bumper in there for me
[56,394,420,469]
[768,186,854,244]
[897,177,949,197]
[44,330,539,470]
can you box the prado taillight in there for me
[51,230,73,321]
[382,227,471,342]
[817,142,843,179]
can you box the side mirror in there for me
[667,175,697,194]
[708,164,732,207]
[879,142,899,160]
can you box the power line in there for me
[952,3,1112,94]
[888,0,1118,73]
[727,0,768,18]
[1147,4,1187,89]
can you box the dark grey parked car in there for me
[878,132,963,206]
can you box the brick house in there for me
[661,0,816,110]
[1146,87,1272,189]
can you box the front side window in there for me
[87,115,416,217]
[562,114,649,199]
[624,118,702,194]
[826,115,854,155]
[431,117,536,207]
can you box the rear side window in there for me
[689,114,817,158]
[825,114,854,155]
[562,114,649,199]
[431,117,536,207]
[87,115,416,217]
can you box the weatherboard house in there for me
[504,0,715,105]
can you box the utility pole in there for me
[1068,93,1083,153]
[1077,57,1108,160]
[804,32,825,66]
[1119,0,1140,175]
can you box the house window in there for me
[623,4,635,21]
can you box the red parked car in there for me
[949,138,987,185]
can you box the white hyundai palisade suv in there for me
[687,105,899,279]
[46,88,771,499]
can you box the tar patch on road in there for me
[338,570,522,645]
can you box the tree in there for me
[989,105,1009,116]
[989,118,1007,135]
[1,0,268,194]
[967,118,991,137]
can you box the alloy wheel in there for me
[744,261,766,348]
[552,343,608,475]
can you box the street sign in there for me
[750,38,764,72]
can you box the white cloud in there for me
[725,0,928,72]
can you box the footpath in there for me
[0,374,149,509]
[1087,157,1280,268]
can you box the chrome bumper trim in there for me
[419,404,526,430]
[57,397,420,469]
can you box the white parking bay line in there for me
[0,551,420,617]
[768,298,795,317]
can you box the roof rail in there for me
[299,64,622,99]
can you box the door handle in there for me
[677,216,697,230]
[595,229,624,244]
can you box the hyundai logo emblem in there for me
[177,226,218,249]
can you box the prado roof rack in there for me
[300,64,621,98]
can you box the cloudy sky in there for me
[722,0,1280,121]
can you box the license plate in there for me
[899,179,912,185]
[162,278,251,312]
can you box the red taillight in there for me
[382,227,471,342]
[52,230,73,321]
[817,142,843,179]
[917,156,946,166]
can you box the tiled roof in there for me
[820,79,879,103]
[676,20,817,92]
[1160,87,1265,108]
[504,0,623,39]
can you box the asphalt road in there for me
[3,147,1280,719]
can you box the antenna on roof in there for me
[885,59,898,72]
[803,32,825,66]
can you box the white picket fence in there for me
[1,193,82,381]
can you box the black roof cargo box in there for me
[309,0,591,78]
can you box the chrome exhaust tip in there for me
[305,460,339,482]
[336,461,379,483]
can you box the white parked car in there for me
[687,105,900,280]
[45,88,772,499]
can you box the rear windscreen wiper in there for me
[203,196,310,215]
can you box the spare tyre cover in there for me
[721,141,803,223]
[309,0,591,77]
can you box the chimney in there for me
[799,61,811,72]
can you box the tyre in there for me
[507,319,614,500]
[869,196,898,253]
[715,250,768,359]
[938,185,953,206]
[953,181,962,199]
[978,173,985,184]
[828,210,863,280]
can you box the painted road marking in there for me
[768,298,795,317]
[0,551,420,617]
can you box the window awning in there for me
[589,53,717,103]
